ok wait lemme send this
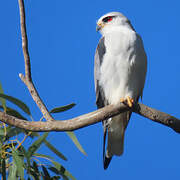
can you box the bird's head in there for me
[96,12,134,34]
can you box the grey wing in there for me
[94,37,109,167]
[94,37,107,109]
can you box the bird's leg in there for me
[120,96,134,107]
[127,97,134,107]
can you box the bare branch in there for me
[18,0,54,122]
[18,0,31,81]
[0,103,180,133]
[133,103,180,133]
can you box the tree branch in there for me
[0,103,180,133]
[18,0,54,122]
[18,0,31,81]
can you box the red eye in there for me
[102,16,114,23]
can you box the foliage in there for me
[0,81,86,179]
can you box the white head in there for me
[96,12,135,34]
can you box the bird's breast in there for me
[99,31,145,104]
[100,53,132,104]
[104,30,136,56]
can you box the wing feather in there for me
[94,37,107,108]
[94,37,110,168]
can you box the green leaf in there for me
[51,176,61,180]
[6,108,27,120]
[19,145,31,167]
[0,126,24,141]
[50,161,75,180]
[0,127,6,136]
[12,148,24,179]
[33,161,39,172]
[29,132,39,138]
[6,127,25,140]
[0,93,31,115]
[44,139,67,161]
[0,125,25,141]
[1,158,6,180]
[42,165,51,179]
[8,161,17,180]
[49,167,68,180]
[28,164,40,180]
[0,140,3,151]
[27,132,49,158]
[48,167,59,175]
[66,131,87,156]
[0,106,27,120]
[19,146,28,158]
[32,161,40,177]
[50,103,76,113]
[33,153,54,161]
[0,81,6,111]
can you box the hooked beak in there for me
[96,23,104,32]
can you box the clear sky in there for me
[1,0,180,179]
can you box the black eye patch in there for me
[102,16,115,23]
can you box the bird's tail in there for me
[103,112,131,169]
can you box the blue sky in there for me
[1,0,180,179]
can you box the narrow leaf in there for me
[27,132,49,158]
[42,165,51,178]
[51,176,61,180]
[44,140,67,161]
[12,148,24,179]
[28,165,40,180]
[66,131,87,156]
[0,126,23,141]
[6,127,25,140]
[48,167,59,175]
[0,127,6,136]
[0,81,6,111]
[33,161,39,172]
[51,161,75,180]
[49,165,69,180]
[19,146,28,159]
[0,106,27,120]
[1,158,6,180]
[8,162,17,180]
[29,132,39,138]
[49,167,68,180]
[50,103,76,113]
[32,161,40,177]
[0,93,31,115]
[33,153,54,161]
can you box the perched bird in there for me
[94,12,147,169]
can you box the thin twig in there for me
[18,0,31,81]
[16,132,31,150]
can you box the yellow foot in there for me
[120,96,134,107]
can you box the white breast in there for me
[99,29,147,104]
